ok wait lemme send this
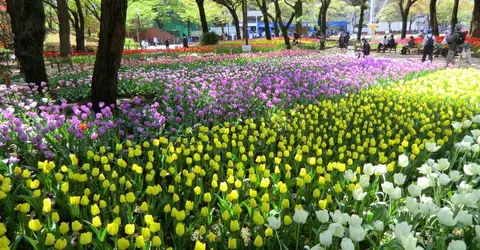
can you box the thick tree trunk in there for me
[195,0,209,33]
[357,5,366,40]
[320,3,329,36]
[295,0,302,36]
[451,0,459,33]
[281,26,291,49]
[91,0,127,112]
[75,0,85,51]
[401,14,408,38]
[57,0,70,56]
[228,8,242,40]
[187,20,192,37]
[273,16,280,37]
[473,0,480,37]
[6,0,48,88]
[430,0,439,36]
[262,0,271,40]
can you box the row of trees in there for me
[378,0,475,37]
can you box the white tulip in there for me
[374,164,387,175]
[267,216,281,230]
[363,163,374,176]
[472,114,480,123]
[344,169,356,182]
[437,158,450,171]
[452,122,462,130]
[419,200,438,216]
[381,181,394,194]
[319,230,332,246]
[438,174,451,186]
[359,175,370,188]
[464,164,475,176]
[405,197,419,214]
[447,240,466,250]
[315,210,329,223]
[462,120,472,129]
[373,220,384,232]
[348,225,366,242]
[330,210,343,224]
[349,215,363,227]
[458,181,472,193]
[328,222,345,238]
[472,144,480,153]
[293,209,309,224]
[402,233,418,250]
[310,244,324,250]
[398,154,409,168]
[391,222,412,243]
[389,187,402,200]
[455,209,472,226]
[417,164,432,175]
[408,184,422,197]
[463,135,475,143]
[340,213,351,226]
[393,173,406,185]
[471,129,480,137]
[417,177,431,190]
[425,142,441,152]
[475,225,480,238]
[340,238,354,250]
[449,170,462,182]
[352,187,367,201]
[437,207,457,227]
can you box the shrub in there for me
[201,32,219,46]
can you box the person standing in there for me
[344,32,350,49]
[182,35,189,49]
[421,30,435,62]
[446,23,463,66]
[338,32,345,50]
[165,38,170,49]
[153,37,159,47]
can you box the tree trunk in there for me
[228,8,242,40]
[281,26,291,48]
[451,0,459,33]
[295,0,302,36]
[74,0,85,51]
[430,0,439,36]
[357,4,366,41]
[320,2,329,37]
[473,0,480,37]
[273,17,280,37]
[243,0,248,44]
[195,0,208,33]
[91,0,127,112]
[47,12,54,29]
[187,20,192,37]
[6,0,48,88]
[388,22,392,33]
[262,0,271,40]
[57,0,70,56]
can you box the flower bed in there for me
[0,66,480,249]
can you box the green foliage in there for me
[200,32,219,45]
[126,0,158,35]
[124,38,136,50]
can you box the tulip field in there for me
[1,51,480,250]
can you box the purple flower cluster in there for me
[0,54,440,163]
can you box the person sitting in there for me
[384,34,396,52]
[377,36,388,52]
[401,36,415,55]
[293,33,299,45]
[358,38,370,58]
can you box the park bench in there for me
[403,44,422,55]
[376,43,397,53]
